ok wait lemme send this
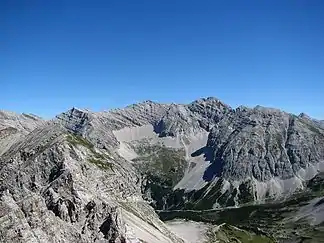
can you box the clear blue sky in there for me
[1,0,323,119]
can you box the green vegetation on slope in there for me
[67,134,94,150]
[205,224,274,243]
[67,133,113,170]
[160,188,324,242]
[131,142,187,209]
[88,158,112,170]
[133,144,186,187]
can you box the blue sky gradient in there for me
[1,0,323,119]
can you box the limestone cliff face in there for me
[206,106,324,181]
[187,106,324,208]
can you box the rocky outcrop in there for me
[205,106,324,182]
[55,101,169,150]
[154,97,231,136]
[155,104,203,137]
[0,115,183,242]
[0,110,45,155]
[188,97,231,130]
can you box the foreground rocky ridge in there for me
[0,97,324,242]
[0,112,183,242]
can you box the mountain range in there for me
[1,97,324,243]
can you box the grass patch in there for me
[67,133,112,170]
[66,133,106,159]
[160,186,324,242]
[131,143,187,210]
[133,145,187,187]
[88,158,112,170]
[206,224,274,243]
[67,134,94,150]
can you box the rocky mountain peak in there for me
[189,97,231,112]
[55,107,93,137]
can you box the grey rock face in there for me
[56,107,119,149]
[188,97,231,130]
[0,110,45,156]
[0,125,125,242]
[299,112,324,129]
[56,102,170,150]
[0,110,44,133]
[154,104,203,137]
[106,100,169,129]
[205,106,324,182]
[321,121,324,130]
[155,97,231,137]
[0,113,183,242]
